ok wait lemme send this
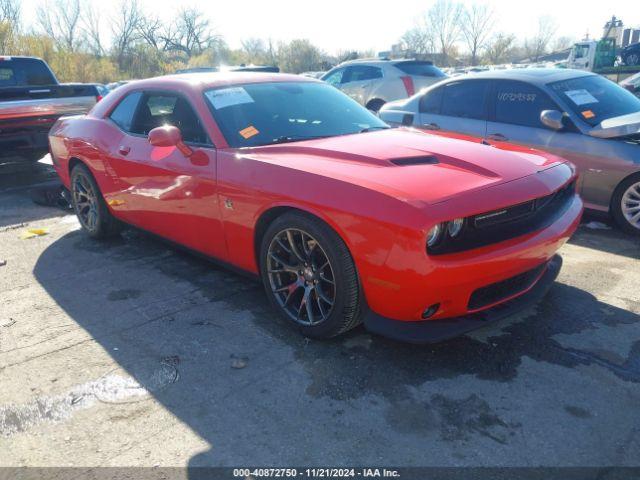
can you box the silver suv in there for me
[321,59,447,112]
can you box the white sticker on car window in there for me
[564,89,598,106]
[205,87,254,109]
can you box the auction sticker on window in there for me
[564,89,598,106]
[206,87,254,109]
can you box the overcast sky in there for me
[19,0,639,54]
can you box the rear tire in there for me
[259,212,361,339]
[70,163,122,239]
[611,173,640,236]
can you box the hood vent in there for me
[390,155,439,166]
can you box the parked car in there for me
[380,68,640,234]
[0,56,98,162]
[621,42,640,67]
[321,59,447,112]
[49,72,581,343]
[620,71,640,97]
[85,83,109,101]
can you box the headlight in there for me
[427,223,443,247]
[447,218,464,237]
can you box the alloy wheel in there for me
[266,228,336,326]
[73,172,99,232]
[621,181,640,230]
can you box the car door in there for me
[417,80,489,138]
[340,66,382,106]
[103,90,226,259]
[485,80,592,171]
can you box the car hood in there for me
[236,128,569,205]
[588,111,640,139]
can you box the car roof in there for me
[119,72,317,92]
[450,68,596,86]
[337,58,429,67]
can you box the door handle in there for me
[118,145,131,156]
[487,133,507,141]
[423,122,440,131]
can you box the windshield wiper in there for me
[269,135,331,145]
[359,126,391,133]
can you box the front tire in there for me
[259,212,361,339]
[70,163,122,239]
[611,173,640,236]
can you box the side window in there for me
[323,68,345,86]
[347,65,383,82]
[131,93,210,144]
[419,86,444,114]
[494,81,559,128]
[441,81,489,120]
[109,92,142,132]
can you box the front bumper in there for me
[363,254,562,343]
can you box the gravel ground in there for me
[1,162,639,470]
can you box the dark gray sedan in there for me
[380,69,640,234]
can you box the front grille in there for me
[468,262,547,311]
[429,180,576,255]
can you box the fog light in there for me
[421,303,440,319]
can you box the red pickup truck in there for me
[0,56,98,162]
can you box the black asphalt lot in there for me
[1,161,639,473]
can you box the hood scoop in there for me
[390,155,439,166]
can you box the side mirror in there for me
[148,125,193,156]
[540,110,564,131]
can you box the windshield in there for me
[204,81,388,148]
[548,75,640,126]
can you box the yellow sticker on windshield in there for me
[239,125,259,139]
[581,110,595,119]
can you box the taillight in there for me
[400,76,415,96]
[95,95,103,102]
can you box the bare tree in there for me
[81,3,103,56]
[241,37,267,63]
[161,8,217,59]
[401,26,435,55]
[427,0,462,65]
[137,13,164,51]
[484,33,516,64]
[524,16,557,62]
[277,39,323,73]
[552,36,574,52]
[36,0,83,51]
[461,3,494,66]
[0,0,20,25]
[111,0,142,70]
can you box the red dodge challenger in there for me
[48,72,583,343]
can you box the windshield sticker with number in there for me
[206,87,254,109]
[564,89,598,106]
[497,92,536,102]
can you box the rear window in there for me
[394,61,446,78]
[0,58,56,87]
